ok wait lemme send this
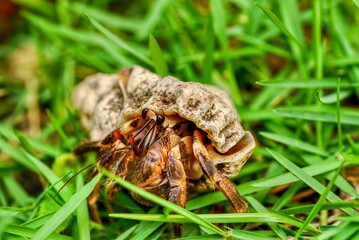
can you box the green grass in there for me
[0,0,359,239]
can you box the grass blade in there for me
[210,0,242,105]
[149,34,168,76]
[260,131,328,156]
[46,110,73,150]
[32,174,101,240]
[187,158,342,210]
[282,202,359,215]
[0,137,37,172]
[318,90,352,104]
[257,79,357,88]
[274,106,359,126]
[136,0,172,39]
[246,196,287,239]
[71,2,140,31]
[88,16,152,66]
[266,148,356,216]
[130,221,163,240]
[256,3,302,49]
[76,174,90,240]
[230,229,278,240]
[21,212,55,228]
[4,224,72,240]
[294,162,344,239]
[22,151,72,201]
[101,169,227,237]
[110,212,318,233]
[115,224,137,240]
[202,14,215,84]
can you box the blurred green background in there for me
[0,0,358,239]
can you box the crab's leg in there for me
[167,144,187,207]
[105,150,134,198]
[86,169,103,223]
[167,142,187,237]
[193,130,248,213]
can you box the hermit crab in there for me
[73,66,255,233]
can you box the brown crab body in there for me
[73,66,255,234]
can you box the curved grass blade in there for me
[149,34,168,76]
[177,235,222,240]
[4,224,72,240]
[187,159,342,211]
[230,229,278,240]
[130,221,163,240]
[256,3,302,49]
[101,168,227,237]
[32,174,102,240]
[274,106,359,126]
[13,0,55,17]
[136,0,172,39]
[129,207,163,240]
[260,131,328,156]
[46,109,73,150]
[282,202,359,215]
[246,196,287,239]
[257,79,357,88]
[266,148,356,216]
[21,212,55,228]
[0,136,37,172]
[21,151,72,202]
[22,12,123,70]
[71,2,140,31]
[115,224,138,240]
[110,212,318,233]
[317,90,352,104]
[339,215,359,222]
[294,162,344,239]
[88,17,152,66]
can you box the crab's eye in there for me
[156,115,165,125]
[141,108,149,119]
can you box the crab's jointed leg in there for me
[193,130,248,213]
[167,144,187,208]
[88,183,102,223]
[166,139,188,237]
[72,117,147,222]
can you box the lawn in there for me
[0,0,358,239]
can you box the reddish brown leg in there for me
[88,180,102,223]
[85,168,103,224]
[193,130,248,213]
[167,145,187,237]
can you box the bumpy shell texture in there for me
[73,66,245,153]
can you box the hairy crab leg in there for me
[167,143,187,237]
[193,130,248,213]
[105,150,135,197]
[133,128,178,189]
[70,118,148,223]
[87,169,102,223]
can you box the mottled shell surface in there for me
[73,73,125,141]
[73,66,246,153]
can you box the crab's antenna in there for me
[133,118,153,139]
[137,121,157,151]
[137,113,165,151]
[52,147,132,200]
